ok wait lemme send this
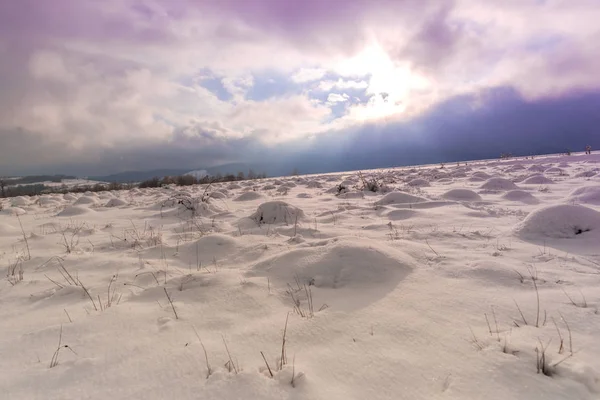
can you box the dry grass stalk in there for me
[16,214,31,260]
[163,288,179,319]
[49,325,77,368]
[261,351,274,378]
[280,313,289,370]
[222,335,238,374]
[192,325,212,378]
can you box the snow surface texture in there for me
[1,153,600,400]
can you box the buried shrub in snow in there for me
[441,188,482,202]
[502,190,540,205]
[480,177,519,191]
[374,191,428,205]
[514,204,600,239]
[567,185,600,205]
[251,201,305,224]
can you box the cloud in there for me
[1,0,599,175]
[318,79,369,91]
[291,68,327,83]
[326,93,350,104]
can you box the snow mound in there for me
[105,198,128,207]
[233,192,264,202]
[568,186,600,205]
[374,191,427,205]
[250,201,304,224]
[521,174,555,185]
[472,171,492,179]
[545,167,564,174]
[208,191,227,200]
[441,189,482,202]
[528,165,547,172]
[1,207,26,215]
[406,178,430,187]
[502,190,540,204]
[38,196,61,207]
[161,199,224,218]
[575,170,597,178]
[0,223,19,236]
[339,191,365,199]
[63,193,77,201]
[157,234,238,265]
[262,184,276,190]
[247,238,413,310]
[74,196,98,206]
[460,260,524,287]
[386,209,418,220]
[306,180,322,188]
[57,206,96,217]
[480,177,519,191]
[11,197,30,207]
[515,205,600,239]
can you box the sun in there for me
[335,43,431,121]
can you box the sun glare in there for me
[336,43,431,121]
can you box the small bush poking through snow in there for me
[480,178,519,191]
[375,191,427,205]
[251,201,305,224]
[441,189,482,202]
[567,185,600,205]
[514,204,600,239]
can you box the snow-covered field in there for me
[1,153,600,399]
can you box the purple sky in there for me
[1,0,599,175]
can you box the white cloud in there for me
[326,93,350,104]
[291,68,327,83]
[221,74,254,101]
[318,79,369,91]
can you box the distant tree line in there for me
[139,170,267,188]
[8,175,76,185]
[0,170,267,198]
[0,180,133,198]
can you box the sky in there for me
[1,0,599,177]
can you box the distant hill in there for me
[88,163,276,183]
[88,169,191,183]
[1,174,76,185]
